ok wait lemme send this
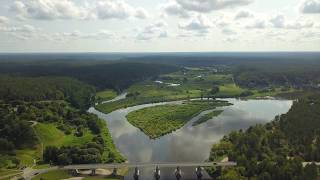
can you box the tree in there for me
[210,85,219,95]
[303,163,318,180]
[43,146,59,164]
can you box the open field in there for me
[31,170,72,180]
[34,123,95,147]
[96,89,118,103]
[126,100,231,139]
[31,169,124,180]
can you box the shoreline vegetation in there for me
[192,110,224,126]
[206,93,320,179]
[126,100,231,139]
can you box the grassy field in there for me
[96,89,118,102]
[126,100,231,139]
[31,169,124,180]
[34,123,95,147]
[32,170,72,180]
[192,110,224,126]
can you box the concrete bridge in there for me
[64,162,237,180]
[63,161,236,170]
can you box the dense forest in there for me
[208,92,320,180]
[0,76,95,109]
[0,61,178,91]
[126,53,320,89]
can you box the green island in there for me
[192,110,224,126]
[126,100,231,139]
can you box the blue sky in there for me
[0,0,319,52]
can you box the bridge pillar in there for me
[133,167,139,180]
[154,166,160,180]
[195,166,203,180]
[112,167,118,176]
[90,169,96,176]
[71,169,79,176]
[175,166,182,180]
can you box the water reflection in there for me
[89,98,292,180]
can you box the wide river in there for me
[89,98,293,180]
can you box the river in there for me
[89,97,293,180]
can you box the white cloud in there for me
[179,14,213,34]
[134,8,150,19]
[0,16,9,24]
[0,24,42,41]
[299,0,320,14]
[161,1,191,18]
[269,14,286,28]
[234,10,254,20]
[10,0,87,20]
[224,36,237,42]
[175,0,253,13]
[0,24,40,33]
[136,20,169,40]
[245,19,267,29]
[270,14,314,29]
[10,0,149,20]
[94,0,133,20]
[222,28,237,35]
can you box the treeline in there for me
[0,61,178,91]
[208,93,320,179]
[0,76,95,109]
[233,62,320,89]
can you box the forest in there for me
[0,61,178,91]
[207,92,320,180]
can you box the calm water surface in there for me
[89,98,292,180]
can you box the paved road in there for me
[63,162,237,170]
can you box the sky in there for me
[0,0,319,52]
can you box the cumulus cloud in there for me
[299,0,320,14]
[245,19,267,29]
[0,24,40,33]
[136,20,169,40]
[175,0,253,13]
[134,8,150,19]
[52,30,114,41]
[269,14,286,28]
[234,10,254,19]
[10,0,149,20]
[0,16,9,24]
[179,14,213,34]
[10,0,87,20]
[161,1,191,18]
[269,14,314,29]
[0,24,42,41]
[222,28,237,35]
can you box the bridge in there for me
[63,161,237,170]
[63,162,237,180]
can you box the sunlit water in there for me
[89,98,292,180]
